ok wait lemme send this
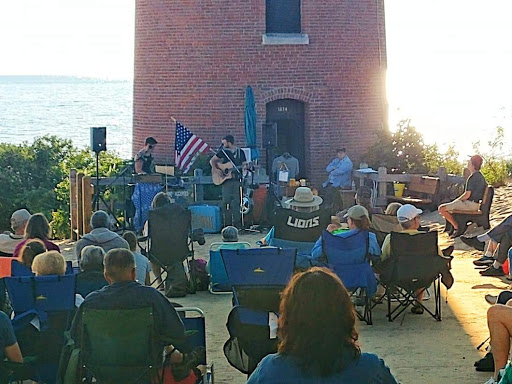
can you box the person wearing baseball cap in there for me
[310,205,381,263]
[380,204,454,315]
[438,154,487,238]
[0,209,31,256]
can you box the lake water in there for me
[0,76,133,158]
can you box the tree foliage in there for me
[473,126,509,187]
[365,119,464,175]
[0,136,123,238]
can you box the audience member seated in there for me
[246,267,398,384]
[380,204,454,314]
[260,187,324,246]
[12,213,60,258]
[75,210,129,262]
[216,226,250,250]
[71,248,204,381]
[0,311,23,363]
[31,251,66,276]
[385,202,402,216]
[438,154,487,237]
[18,239,46,269]
[310,205,381,266]
[484,298,512,383]
[76,245,108,298]
[461,214,512,277]
[122,231,151,285]
[0,209,31,256]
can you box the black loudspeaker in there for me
[90,127,107,153]
[262,123,277,148]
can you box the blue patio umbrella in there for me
[244,86,259,161]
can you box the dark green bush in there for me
[0,136,123,238]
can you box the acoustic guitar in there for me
[212,163,240,185]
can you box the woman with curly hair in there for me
[247,267,397,383]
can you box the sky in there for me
[0,0,511,158]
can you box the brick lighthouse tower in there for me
[133,0,387,185]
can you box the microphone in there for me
[217,143,224,151]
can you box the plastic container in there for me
[189,205,222,233]
[394,183,405,197]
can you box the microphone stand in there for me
[216,146,258,232]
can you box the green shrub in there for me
[365,120,463,175]
[0,136,124,238]
[473,127,509,187]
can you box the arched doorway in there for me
[266,99,305,178]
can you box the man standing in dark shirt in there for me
[209,134,247,228]
[438,154,486,236]
[71,248,189,355]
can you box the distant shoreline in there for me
[0,75,131,84]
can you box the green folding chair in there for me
[79,307,161,384]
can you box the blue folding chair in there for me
[322,229,377,325]
[11,259,74,277]
[5,274,76,383]
[208,242,250,294]
[221,247,296,375]
[175,307,213,383]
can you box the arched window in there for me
[266,0,301,34]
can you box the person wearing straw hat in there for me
[258,187,323,246]
[285,187,323,213]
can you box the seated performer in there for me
[209,134,247,228]
[438,155,486,237]
[134,136,158,174]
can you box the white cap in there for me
[396,204,422,223]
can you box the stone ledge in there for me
[261,33,309,45]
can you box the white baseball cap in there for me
[396,204,422,223]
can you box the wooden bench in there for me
[449,185,494,236]
[387,175,440,207]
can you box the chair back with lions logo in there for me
[272,208,330,243]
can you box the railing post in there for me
[82,176,93,234]
[70,169,78,240]
[76,173,84,237]
[194,168,204,202]
[377,166,388,206]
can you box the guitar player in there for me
[209,134,247,228]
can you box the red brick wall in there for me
[133,0,387,186]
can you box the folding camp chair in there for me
[78,306,161,384]
[208,242,251,294]
[5,274,76,383]
[269,208,329,269]
[175,307,213,384]
[139,203,205,297]
[370,213,400,247]
[379,231,443,322]
[321,230,377,325]
[221,247,296,375]
[10,260,74,277]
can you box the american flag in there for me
[174,121,211,173]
